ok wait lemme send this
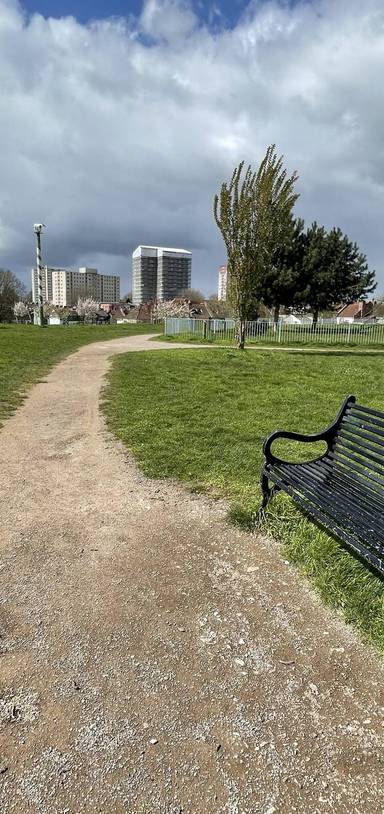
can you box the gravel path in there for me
[0,333,383,814]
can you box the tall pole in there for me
[34,224,45,326]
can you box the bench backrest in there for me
[331,402,384,498]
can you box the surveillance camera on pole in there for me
[33,223,46,326]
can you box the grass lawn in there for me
[0,323,160,425]
[161,332,384,351]
[102,347,384,652]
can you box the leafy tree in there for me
[259,217,305,323]
[214,162,256,348]
[298,224,376,325]
[0,270,26,322]
[214,145,299,348]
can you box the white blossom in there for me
[76,297,100,322]
[13,301,28,321]
[153,299,191,320]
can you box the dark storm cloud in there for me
[0,0,383,293]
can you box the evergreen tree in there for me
[259,217,305,323]
[298,224,376,325]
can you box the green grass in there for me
[0,323,160,425]
[161,331,384,350]
[102,347,384,652]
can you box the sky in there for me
[1,0,384,296]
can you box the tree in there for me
[214,145,299,348]
[13,301,29,323]
[76,297,99,323]
[259,217,305,323]
[0,270,26,322]
[179,288,204,303]
[152,299,191,320]
[298,224,376,325]
[214,162,258,348]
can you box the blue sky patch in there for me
[20,0,251,28]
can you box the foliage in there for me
[0,270,26,322]
[102,347,384,652]
[214,161,256,347]
[298,223,376,324]
[179,288,204,303]
[207,296,234,318]
[76,297,100,322]
[152,299,191,320]
[260,217,305,322]
[13,301,29,322]
[214,145,299,347]
[43,302,59,317]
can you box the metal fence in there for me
[164,318,384,346]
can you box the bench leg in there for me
[257,473,279,521]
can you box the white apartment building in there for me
[218,265,228,301]
[31,265,59,303]
[31,266,120,306]
[132,246,192,304]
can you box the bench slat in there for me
[305,459,384,516]
[318,458,384,509]
[330,446,384,481]
[271,463,384,543]
[348,406,384,431]
[269,473,384,566]
[261,397,384,575]
[277,480,384,573]
[341,418,384,446]
[350,403,384,422]
[336,432,384,469]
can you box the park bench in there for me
[260,395,384,574]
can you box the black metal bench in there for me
[260,395,384,574]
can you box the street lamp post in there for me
[33,223,45,326]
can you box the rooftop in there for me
[132,245,191,258]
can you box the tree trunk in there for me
[312,309,319,329]
[273,304,280,324]
[238,320,245,350]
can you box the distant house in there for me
[280,314,313,325]
[336,301,374,322]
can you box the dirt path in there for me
[0,333,383,814]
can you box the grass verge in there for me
[102,347,384,652]
[0,323,160,425]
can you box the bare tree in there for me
[0,269,26,322]
[179,288,204,303]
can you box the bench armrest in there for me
[263,394,356,466]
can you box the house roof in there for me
[337,301,373,318]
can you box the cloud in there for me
[0,0,384,295]
[140,0,198,40]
